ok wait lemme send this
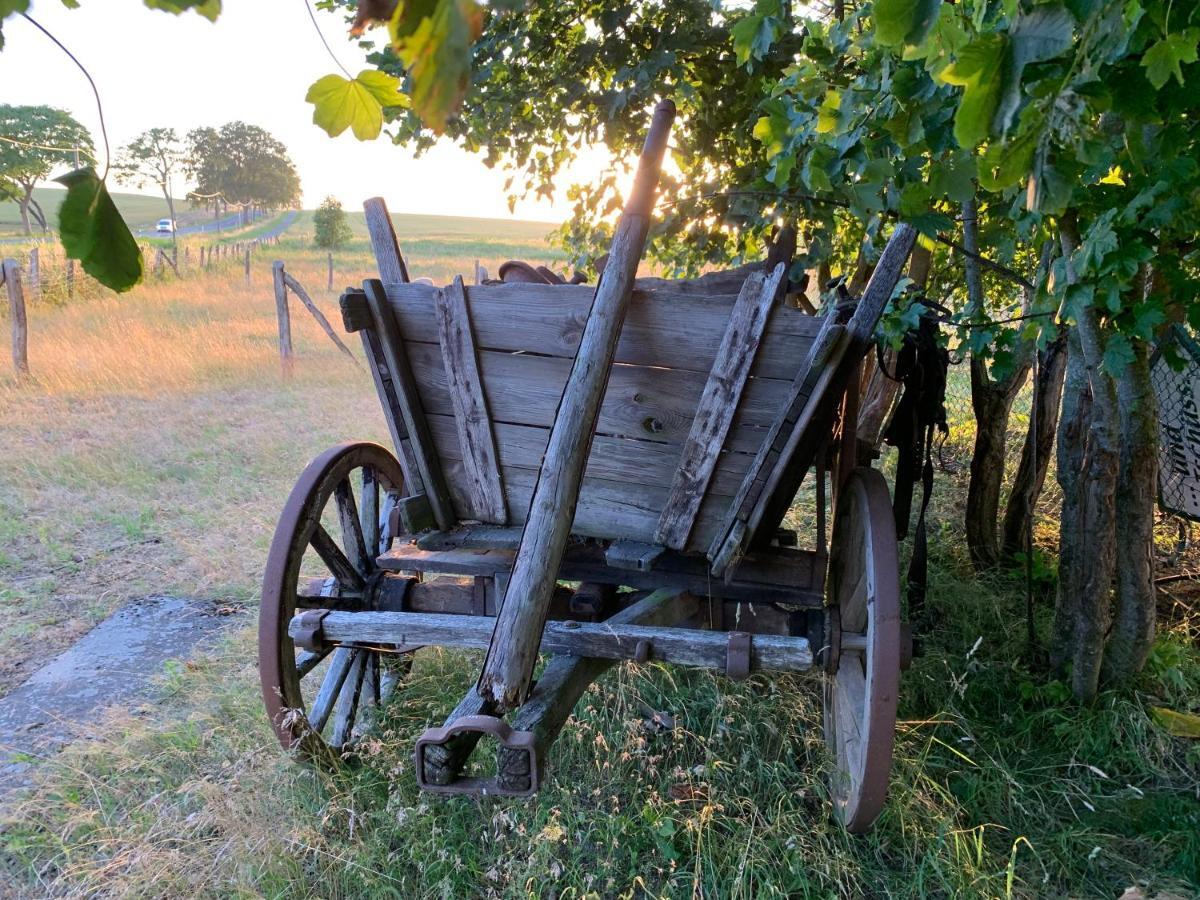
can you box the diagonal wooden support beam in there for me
[656,264,786,549]
[476,99,678,711]
[496,588,699,793]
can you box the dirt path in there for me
[0,595,243,799]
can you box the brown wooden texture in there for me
[272,261,293,377]
[364,279,455,530]
[656,264,786,549]
[281,271,360,364]
[2,259,28,375]
[433,276,507,523]
[293,609,814,672]
[477,100,677,710]
[384,282,820,381]
[378,540,824,607]
[363,197,410,283]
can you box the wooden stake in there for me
[2,259,29,375]
[272,261,293,377]
[245,247,251,285]
[327,252,334,291]
[27,247,39,299]
[476,100,676,711]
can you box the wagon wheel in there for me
[823,467,901,833]
[260,442,412,761]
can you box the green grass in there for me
[0,226,1196,897]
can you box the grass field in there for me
[0,220,1197,898]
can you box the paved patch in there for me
[0,595,240,798]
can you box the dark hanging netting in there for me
[1152,324,1200,522]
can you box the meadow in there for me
[0,214,1196,898]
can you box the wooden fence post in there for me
[28,247,40,299]
[154,248,164,277]
[273,260,293,377]
[327,252,334,291]
[3,258,29,375]
[245,248,251,285]
[65,258,74,298]
[474,259,484,285]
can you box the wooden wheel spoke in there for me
[334,478,371,575]
[840,564,869,630]
[295,646,332,679]
[330,650,368,747]
[310,524,365,591]
[308,646,355,733]
[360,465,381,559]
[834,660,867,781]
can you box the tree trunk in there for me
[1051,329,1089,673]
[1104,340,1157,683]
[961,197,1032,570]
[1001,331,1068,559]
[18,194,32,236]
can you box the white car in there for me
[156,218,176,234]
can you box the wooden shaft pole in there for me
[3,259,29,375]
[272,260,293,377]
[476,99,676,710]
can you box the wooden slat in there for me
[385,282,820,381]
[752,224,918,544]
[363,197,410,283]
[425,414,751,497]
[364,279,455,530]
[406,341,790,453]
[707,319,848,574]
[434,276,507,523]
[440,458,729,549]
[656,264,786,549]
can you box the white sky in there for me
[0,0,595,222]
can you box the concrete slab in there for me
[0,595,240,798]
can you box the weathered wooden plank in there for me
[307,646,354,733]
[292,609,814,672]
[752,224,918,544]
[439,458,729,549]
[377,541,824,607]
[426,411,753,492]
[497,588,699,792]
[477,101,676,712]
[364,279,455,530]
[363,197,410,284]
[656,265,786,549]
[2,258,28,376]
[406,340,791,453]
[272,261,293,377]
[386,282,820,381]
[434,276,507,523]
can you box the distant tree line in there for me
[0,105,301,237]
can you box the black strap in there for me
[906,424,937,617]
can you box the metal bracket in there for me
[415,715,539,797]
[725,631,751,680]
[294,609,332,652]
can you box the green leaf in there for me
[1101,332,1134,377]
[994,5,1074,135]
[874,0,941,48]
[53,167,143,293]
[938,35,1006,148]
[815,89,842,134]
[1141,29,1200,89]
[141,0,221,21]
[306,70,409,140]
[390,0,483,133]
[0,0,29,49]
[1150,706,1200,738]
[732,14,779,66]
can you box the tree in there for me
[0,104,92,235]
[312,195,352,249]
[186,122,301,217]
[113,127,186,255]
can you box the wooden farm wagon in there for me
[259,101,918,832]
